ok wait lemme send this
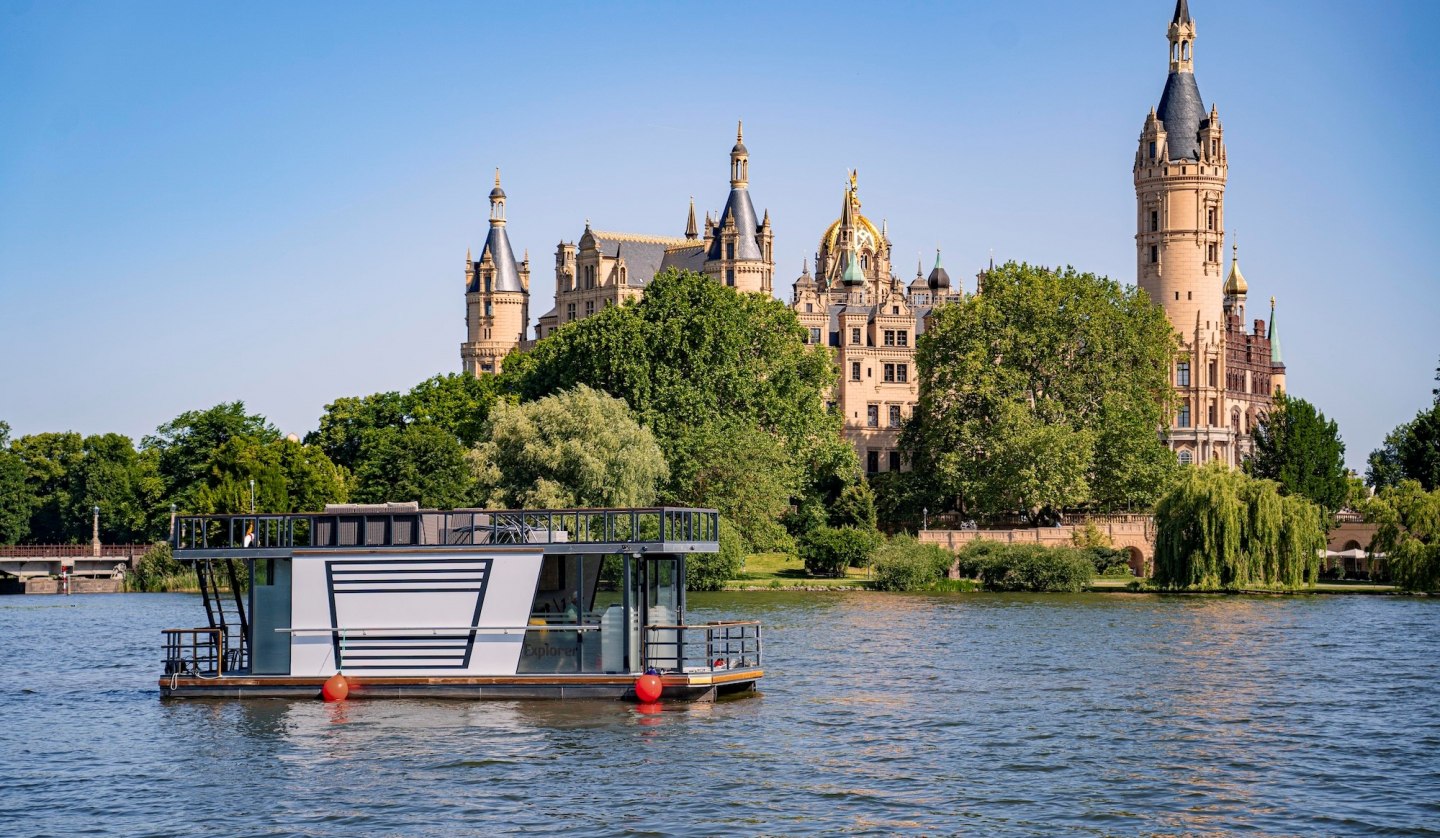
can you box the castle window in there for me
[726,270,735,286]
[851,327,861,345]
[1177,361,1190,387]
[484,302,492,316]
[1150,211,1158,232]
[897,364,908,383]
[889,451,901,472]
[883,330,896,346]
[481,363,494,374]
[805,303,813,313]
[1208,402,1217,426]
[1208,243,1217,262]
[867,405,879,428]
[892,306,900,315]
[867,450,879,473]
[1208,360,1217,385]
[1188,291,1192,300]
[861,254,869,271]
[726,243,734,260]
[1207,208,1216,230]
[1179,450,1193,465]
[485,277,492,293]
[585,300,595,317]
[566,303,575,321]
[1149,141,1157,160]
[809,327,821,344]
[898,331,908,347]
[889,405,902,427]
[851,362,861,381]
[1151,245,1158,264]
[1178,402,1191,428]
[883,364,896,383]
[1211,140,1217,158]
[1175,292,1180,300]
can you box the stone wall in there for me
[919,517,1157,577]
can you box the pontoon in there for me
[159,504,762,701]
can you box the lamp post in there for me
[249,479,256,515]
[169,503,177,545]
[922,507,928,531]
[91,505,101,557]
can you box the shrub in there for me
[976,544,1093,592]
[687,518,746,592]
[800,525,883,577]
[870,535,955,591]
[127,542,198,592]
[953,540,1006,579]
[1087,546,1134,576]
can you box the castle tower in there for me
[462,169,530,376]
[703,122,774,294]
[1136,0,1233,464]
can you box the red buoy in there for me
[322,672,349,702]
[634,673,662,703]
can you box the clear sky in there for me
[1,0,1436,472]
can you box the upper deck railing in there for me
[171,506,720,559]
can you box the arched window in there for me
[1178,450,1193,465]
[861,253,869,271]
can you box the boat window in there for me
[518,554,606,675]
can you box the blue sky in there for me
[1,0,1436,471]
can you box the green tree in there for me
[666,418,797,553]
[1367,480,1440,592]
[0,422,33,544]
[405,373,500,448]
[1367,358,1440,492]
[192,436,349,514]
[353,423,473,508]
[1152,464,1325,591]
[504,269,852,535]
[1398,403,1440,491]
[10,431,83,542]
[63,434,164,542]
[904,261,1178,518]
[1246,393,1349,515]
[307,392,408,474]
[1367,424,1409,491]
[143,402,279,510]
[472,385,667,509]
[799,525,883,577]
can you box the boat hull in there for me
[159,668,763,701]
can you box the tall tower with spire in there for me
[703,121,774,294]
[1136,0,1235,465]
[462,170,530,376]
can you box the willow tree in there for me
[1153,464,1324,591]
[1366,480,1440,592]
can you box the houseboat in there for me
[159,504,762,701]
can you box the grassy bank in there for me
[725,552,870,590]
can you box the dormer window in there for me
[851,327,860,345]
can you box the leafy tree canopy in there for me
[472,385,667,509]
[0,421,31,544]
[1367,356,1440,492]
[904,261,1178,518]
[1365,480,1440,592]
[352,423,473,509]
[503,269,856,536]
[1246,393,1349,516]
[9,431,83,542]
[143,402,279,508]
[192,435,349,515]
[1153,464,1325,591]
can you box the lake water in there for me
[1,591,1437,836]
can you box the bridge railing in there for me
[0,544,150,558]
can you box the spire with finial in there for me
[1269,296,1283,365]
[1168,0,1196,73]
[685,197,698,240]
[489,167,506,223]
[916,253,923,278]
[1224,235,1248,296]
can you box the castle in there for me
[462,0,1286,473]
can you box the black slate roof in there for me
[587,232,690,288]
[1156,71,1206,161]
[475,223,523,293]
[707,187,763,261]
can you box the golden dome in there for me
[1224,242,1248,295]
[821,213,884,256]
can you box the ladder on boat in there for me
[195,558,250,673]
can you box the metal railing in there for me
[644,621,762,674]
[172,507,720,556]
[0,544,149,558]
[162,627,233,677]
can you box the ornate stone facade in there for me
[789,173,961,474]
[1135,0,1286,467]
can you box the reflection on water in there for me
[1,591,1437,835]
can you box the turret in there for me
[1270,296,1286,394]
[704,121,774,294]
[462,169,530,377]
